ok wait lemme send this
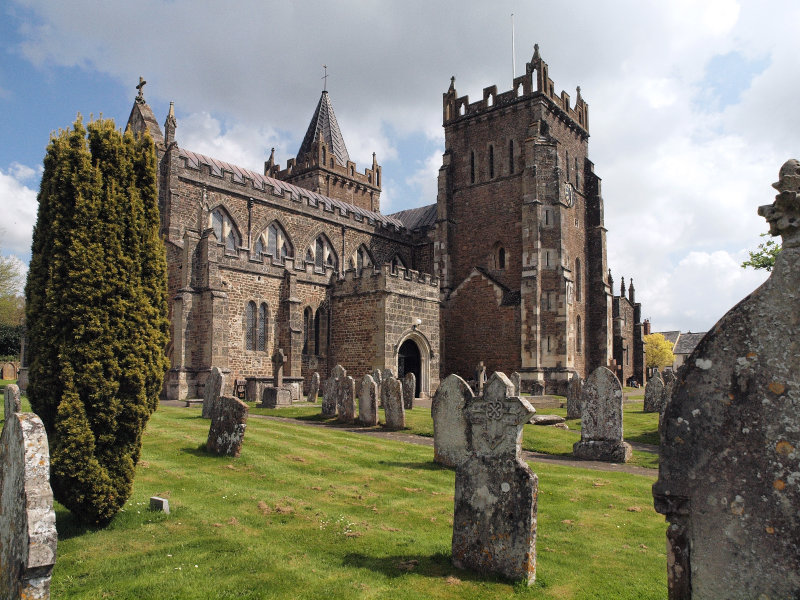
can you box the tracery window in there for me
[245,301,268,351]
[255,222,293,262]
[354,245,373,273]
[309,235,338,271]
[209,207,240,253]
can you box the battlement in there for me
[177,148,403,233]
[332,262,440,298]
[443,44,589,133]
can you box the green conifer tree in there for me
[25,117,168,524]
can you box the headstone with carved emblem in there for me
[451,372,537,584]
[572,366,632,462]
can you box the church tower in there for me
[434,45,612,393]
[269,90,382,212]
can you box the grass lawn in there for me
[19,405,665,599]
[255,397,661,470]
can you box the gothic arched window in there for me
[575,258,582,303]
[354,245,373,273]
[209,207,240,254]
[255,222,294,262]
[245,301,257,351]
[310,235,337,271]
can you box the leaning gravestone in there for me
[653,160,800,599]
[643,376,664,413]
[307,372,320,403]
[431,374,474,467]
[358,375,378,426]
[206,396,248,457]
[662,369,676,406]
[0,406,57,599]
[452,372,537,584]
[566,375,582,419]
[402,372,415,409]
[382,376,405,430]
[202,366,226,419]
[572,366,632,462]
[337,376,356,424]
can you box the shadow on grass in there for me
[179,444,238,459]
[376,459,450,472]
[626,432,660,447]
[343,550,490,582]
[55,506,106,541]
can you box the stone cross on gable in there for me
[466,372,534,457]
[136,76,146,103]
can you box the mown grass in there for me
[255,396,660,469]
[39,405,665,599]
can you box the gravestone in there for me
[643,376,664,413]
[337,376,356,424]
[5,384,21,417]
[358,375,378,426]
[0,409,57,599]
[653,160,800,599]
[529,380,544,396]
[402,372,416,409]
[149,496,170,514]
[474,361,487,394]
[322,365,346,417]
[371,368,383,406]
[431,374,474,467]
[202,366,226,419]
[452,372,537,584]
[271,348,286,388]
[1,363,17,381]
[307,372,320,402]
[206,396,248,457]
[652,368,663,381]
[566,375,582,419]
[572,366,632,462]
[510,372,521,396]
[382,376,405,430]
[662,369,676,406]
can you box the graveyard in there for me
[1,391,666,599]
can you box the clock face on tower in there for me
[564,182,575,207]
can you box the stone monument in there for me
[0,398,57,599]
[202,366,226,419]
[358,375,378,426]
[431,374,474,467]
[510,371,521,396]
[566,375,582,419]
[206,396,249,457]
[382,376,405,430]
[402,372,415,409]
[337,375,356,424]
[662,369,676,406]
[307,372,320,402]
[643,376,664,413]
[271,348,286,388]
[451,372,537,584]
[572,366,632,462]
[653,160,800,599]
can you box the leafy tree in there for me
[741,233,780,271]
[0,253,24,327]
[644,333,674,370]
[25,117,169,524]
[0,323,24,357]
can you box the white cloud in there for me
[0,163,39,260]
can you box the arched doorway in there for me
[397,339,422,398]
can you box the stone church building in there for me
[125,45,645,400]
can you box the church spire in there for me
[296,90,350,166]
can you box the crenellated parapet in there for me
[332,263,440,298]
[443,44,589,135]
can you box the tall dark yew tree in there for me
[25,117,169,524]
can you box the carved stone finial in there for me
[449,76,456,92]
[760,159,800,246]
[608,269,614,290]
[576,85,582,100]
[620,276,625,297]
[533,43,540,61]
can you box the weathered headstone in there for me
[431,374,474,467]
[372,368,383,406]
[4,384,21,417]
[566,375,582,419]
[652,368,663,381]
[643,376,664,413]
[307,372,320,402]
[662,369,676,406]
[322,365,346,417]
[474,361,487,394]
[202,366,226,419]
[572,366,632,462]
[529,380,544,396]
[206,396,248,457]
[337,376,356,424]
[382,376,405,430]
[358,375,378,426]
[0,411,57,599]
[402,372,416,409]
[149,496,170,514]
[653,161,800,599]
[452,372,537,584]
[510,372,521,396]
[271,348,286,388]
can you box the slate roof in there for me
[389,204,437,231]
[178,147,403,228]
[297,91,350,165]
[657,331,681,346]
[673,332,707,355]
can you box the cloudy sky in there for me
[1,0,795,333]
